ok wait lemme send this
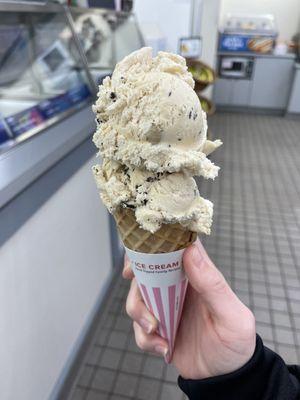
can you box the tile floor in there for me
[67,112,300,400]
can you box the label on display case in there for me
[0,121,10,144]
[38,95,72,119]
[4,83,91,138]
[38,83,91,120]
[5,107,45,137]
[67,83,91,105]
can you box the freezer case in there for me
[0,3,96,154]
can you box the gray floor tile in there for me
[70,388,88,400]
[95,328,111,346]
[269,286,286,299]
[102,315,115,329]
[127,335,141,353]
[287,288,300,301]
[275,327,295,346]
[86,390,109,400]
[256,323,274,341]
[294,315,300,329]
[235,290,251,306]
[267,274,283,285]
[252,283,268,296]
[99,347,122,369]
[91,368,115,393]
[273,312,292,329]
[271,298,289,312]
[107,331,128,350]
[142,355,165,380]
[160,383,183,400]
[136,377,161,400]
[277,344,300,364]
[253,308,271,325]
[165,365,179,383]
[114,372,139,397]
[78,366,94,387]
[120,352,144,374]
[264,340,276,352]
[253,294,269,309]
[114,315,132,333]
[290,301,300,315]
[86,347,102,366]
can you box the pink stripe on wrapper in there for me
[176,279,188,333]
[153,287,168,341]
[168,285,176,351]
[140,284,153,314]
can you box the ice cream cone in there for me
[114,207,197,253]
[114,207,197,360]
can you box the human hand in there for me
[123,239,256,379]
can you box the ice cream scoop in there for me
[93,160,213,234]
[93,47,221,177]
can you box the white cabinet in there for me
[214,56,295,111]
[250,58,294,109]
[287,66,300,114]
[214,78,252,106]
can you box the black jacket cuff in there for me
[178,335,300,400]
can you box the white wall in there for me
[134,0,192,53]
[134,0,221,99]
[220,0,300,41]
[0,156,113,400]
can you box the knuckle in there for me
[206,270,228,295]
[134,328,147,350]
[125,296,134,318]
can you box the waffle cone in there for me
[114,207,197,253]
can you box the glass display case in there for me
[68,7,144,84]
[0,2,144,154]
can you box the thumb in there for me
[183,239,245,321]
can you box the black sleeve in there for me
[178,335,300,400]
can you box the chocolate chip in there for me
[124,203,135,209]
[168,144,171,147]
[188,111,192,119]
[110,92,116,99]
[142,199,148,206]
[168,91,172,96]
[146,177,154,182]
[193,113,197,120]
[178,138,182,141]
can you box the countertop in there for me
[218,51,296,60]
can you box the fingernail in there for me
[164,350,171,364]
[191,244,204,267]
[124,265,131,274]
[139,318,153,334]
[154,345,168,357]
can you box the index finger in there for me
[122,254,134,280]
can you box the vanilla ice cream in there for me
[93,160,213,234]
[92,47,221,234]
[93,47,221,178]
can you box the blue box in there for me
[219,33,275,53]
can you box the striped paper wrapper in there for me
[125,247,188,362]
